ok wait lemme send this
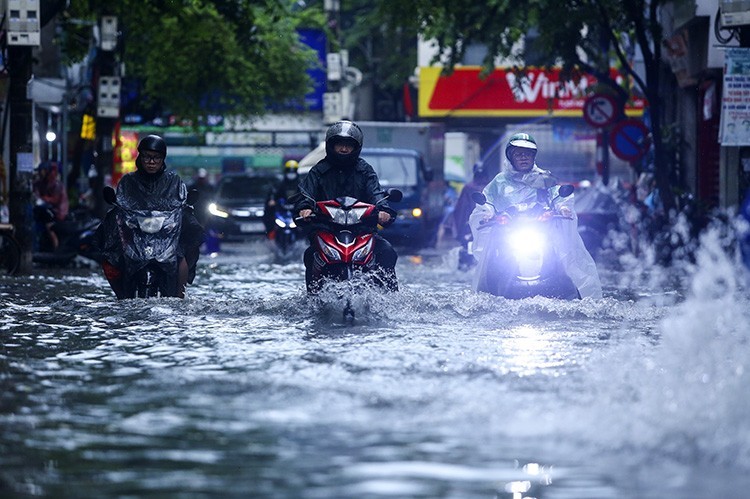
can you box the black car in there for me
[206,173,279,239]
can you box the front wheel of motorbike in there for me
[136,269,159,298]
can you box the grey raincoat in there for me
[469,163,603,299]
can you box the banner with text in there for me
[720,48,750,146]
[418,66,646,118]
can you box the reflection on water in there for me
[2,234,750,497]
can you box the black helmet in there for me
[137,134,167,157]
[325,121,363,168]
[325,120,363,148]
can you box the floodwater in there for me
[2,231,750,498]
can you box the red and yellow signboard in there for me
[112,129,138,185]
[418,66,646,118]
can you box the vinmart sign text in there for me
[418,66,646,118]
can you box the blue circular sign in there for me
[609,119,651,162]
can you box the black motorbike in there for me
[273,202,299,259]
[103,186,197,298]
[32,203,101,266]
[471,185,579,300]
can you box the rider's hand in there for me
[378,211,392,225]
[299,209,313,220]
[559,206,573,218]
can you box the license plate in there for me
[239,222,264,233]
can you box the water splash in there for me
[576,224,750,468]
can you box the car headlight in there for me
[317,236,342,262]
[208,203,229,219]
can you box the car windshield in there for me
[362,154,418,188]
[217,176,276,201]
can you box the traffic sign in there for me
[609,119,651,162]
[583,94,619,128]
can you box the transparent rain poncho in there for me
[469,164,603,299]
[94,169,189,270]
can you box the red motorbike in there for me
[298,189,402,320]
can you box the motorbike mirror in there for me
[386,188,403,203]
[558,184,575,198]
[471,192,487,205]
[103,186,117,205]
[187,188,200,206]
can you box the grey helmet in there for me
[504,132,537,162]
[325,121,363,168]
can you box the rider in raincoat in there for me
[469,133,603,299]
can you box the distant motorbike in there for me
[297,189,402,321]
[273,203,299,258]
[32,202,100,266]
[103,186,197,298]
[471,185,579,300]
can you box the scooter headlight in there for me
[351,238,374,263]
[509,227,545,255]
[275,218,287,228]
[317,235,342,262]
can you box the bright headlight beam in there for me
[208,203,229,219]
[509,228,544,254]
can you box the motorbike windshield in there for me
[119,208,182,264]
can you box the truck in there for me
[298,121,447,247]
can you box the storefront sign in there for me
[720,48,750,146]
[113,129,138,185]
[418,66,646,118]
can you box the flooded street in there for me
[3,234,750,498]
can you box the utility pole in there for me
[92,14,120,219]
[323,0,343,125]
[6,0,41,273]
[598,28,611,186]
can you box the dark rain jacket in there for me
[294,157,395,217]
[94,165,204,268]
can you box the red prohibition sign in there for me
[583,94,618,128]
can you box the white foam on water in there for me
[564,225,750,468]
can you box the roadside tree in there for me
[61,0,327,120]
